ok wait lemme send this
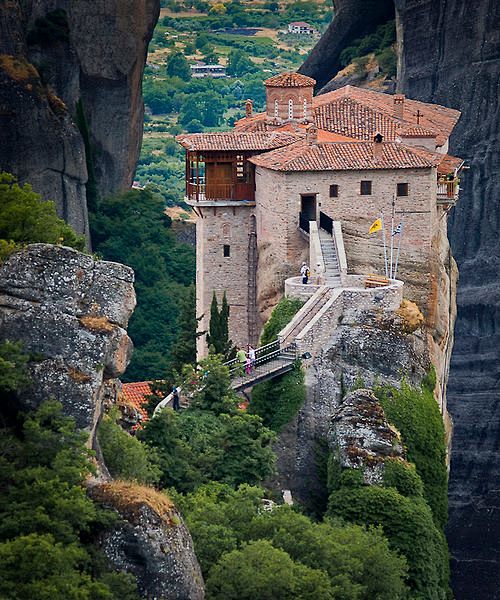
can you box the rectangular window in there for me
[360,180,372,195]
[397,183,409,196]
[329,184,338,198]
[223,244,230,257]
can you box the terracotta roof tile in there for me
[437,154,464,175]
[264,72,316,87]
[249,140,442,172]
[176,131,300,152]
[121,381,157,423]
[398,124,437,138]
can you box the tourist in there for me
[248,344,256,370]
[300,262,309,284]
[172,387,180,411]
[245,354,252,375]
[236,346,247,375]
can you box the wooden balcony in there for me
[187,181,254,202]
[437,179,459,205]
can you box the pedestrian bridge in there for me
[224,340,298,392]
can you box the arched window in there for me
[274,99,279,118]
[288,99,294,119]
[303,98,307,119]
[222,223,231,238]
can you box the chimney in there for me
[394,94,405,120]
[305,124,317,145]
[373,132,383,160]
[245,99,253,118]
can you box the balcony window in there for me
[397,183,409,196]
[329,184,338,198]
[360,180,372,195]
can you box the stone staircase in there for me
[319,229,342,287]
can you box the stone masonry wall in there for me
[196,204,255,356]
[265,86,313,121]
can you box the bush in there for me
[250,363,306,432]
[97,410,161,485]
[0,172,85,252]
[260,296,304,345]
[374,378,448,528]
[327,485,450,599]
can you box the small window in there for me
[274,99,279,118]
[397,183,409,196]
[223,244,230,257]
[329,184,338,198]
[303,98,307,119]
[360,180,372,195]
[288,99,293,119]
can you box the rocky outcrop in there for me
[272,305,430,507]
[0,244,136,439]
[90,481,205,600]
[329,389,404,484]
[0,1,160,239]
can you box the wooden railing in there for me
[187,181,254,202]
[437,179,458,202]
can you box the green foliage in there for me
[226,48,256,77]
[0,400,139,598]
[339,20,396,77]
[206,539,334,600]
[97,410,161,485]
[374,379,448,528]
[260,296,304,345]
[166,51,191,80]
[89,188,195,381]
[382,459,424,498]
[187,354,237,414]
[327,485,450,599]
[177,482,408,599]
[0,172,85,253]
[166,285,200,375]
[206,292,233,359]
[250,362,306,432]
[0,340,30,393]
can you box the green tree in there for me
[206,292,233,359]
[0,172,85,254]
[0,340,30,393]
[166,52,191,80]
[97,410,161,485]
[206,539,333,600]
[167,285,201,375]
[226,48,256,77]
[260,296,303,345]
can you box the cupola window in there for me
[303,98,307,119]
[274,99,279,118]
[288,99,293,119]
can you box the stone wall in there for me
[195,204,255,356]
[265,84,313,121]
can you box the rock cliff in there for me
[272,303,431,506]
[0,0,160,239]
[300,2,499,596]
[0,244,136,440]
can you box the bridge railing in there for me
[224,340,297,379]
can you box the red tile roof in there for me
[176,131,300,152]
[235,85,460,147]
[398,124,437,138]
[121,381,156,424]
[249,140,442,172]
[437,154,464,175]
[264,72,316,88]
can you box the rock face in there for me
[90,481,205,600]
[0,1,160,239]
[0,244,136,439]
[329,389,404,484]
[272,306,430,507]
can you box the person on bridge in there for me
[172,387,180,411]
[236,347,247,375]
[248,345,256,370]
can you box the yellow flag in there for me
[368,218,382,234]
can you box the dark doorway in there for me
[301,194,317,221]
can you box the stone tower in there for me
[264,72,315,123]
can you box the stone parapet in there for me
[284,277,322,300]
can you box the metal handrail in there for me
[225,341,297,379]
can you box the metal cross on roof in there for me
[414,109,423,124]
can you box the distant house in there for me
[287,21,316,35]
[191,64,227,78]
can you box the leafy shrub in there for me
[383,459,424,498]
[250,363,306,432]
[98,411,161,485]
[374,378,448,528]
[260,296,304,345]
[0,172,85,253]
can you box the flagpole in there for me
[380,211,388,277]
[389,196,395,279]
[394,217,404,279]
